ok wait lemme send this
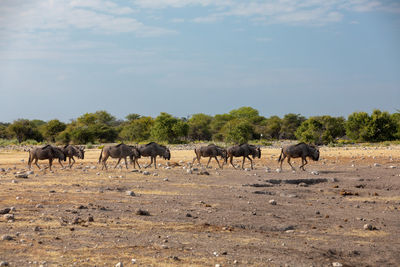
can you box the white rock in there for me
[332,262,343,267]
[142,171,150,175]
[186,169,193,174]
[269,199,277,205]
[389,166,396,169]
[275,168,282,173]
[311,171,319,175]
[126,191,135,196]
[163,178,169,181]
[153,173,158,176]
[373,163,380,167]
[115,262,123,267]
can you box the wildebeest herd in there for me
[26,142,320,171]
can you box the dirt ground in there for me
[0,145,399,267]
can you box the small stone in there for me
[131,169,139,173]
[215,264,221,267]
[363,224,373,230]
[373,163,380,167]
[332,262,343,267]
[11,180,18,184]
[244,168,251,171]
[186,169,193,174]
[142,171,150,176]
[115,262,123,267]
[389,166,396,169]
[269,199,277,205]
[27,171,34,175]
[311,171,319,175]
[163,178,169,181]
[15,173,28,178]
[88,216,94,222]
[34,226,41,232]
[153,173,158,176]
[0,208,10,214]
[299,182,308,187]
[126,191,135,196]
[0,261,9,266]
[4,214,14,220]
[1,235,13,241]
[276,168,282,173]
[131,259,136,264]
[36,204,44,208]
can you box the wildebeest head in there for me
[163,148,171,160]
[252,146,261,159]
[309,145,319,161]
[130,146,141,158]
[221,149,228,164]
[78,146,85,159]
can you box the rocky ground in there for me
[0,146,399,267]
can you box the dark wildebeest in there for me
[138,142,170,169]
[278,142,320,171]
[227,144,261,170]
[62,145,85,168]
[192,144,227,169]
[28,145,66,171]
[98,144,141,170]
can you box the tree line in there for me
[1,107,399,145]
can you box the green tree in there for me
[258,116,282,139]
[295,116,345,145]
[210,114,234,141]
[366,110,397,141]
[391,112,400,139]
[41,119,66,142]
[125,113,141,122]
[280,113,306,139]
[150,113,188,143]
[345,112,370,141]
[7,119,43,143]
[187,113,213,141]
[0,123,9,139]
[119,116,154,142]
[222,119,254,144]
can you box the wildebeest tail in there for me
[98,148,103,163]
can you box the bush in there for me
[150,113,188,143]
[222,119,254,144]
[187,113,213,141]
[295,116,345,145]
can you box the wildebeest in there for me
[62,145,85,168]
[192,144,227,169]
[98,143,141,170]
[138,142,170,169]
[278,142,319,171]
[28,145,66,171]
[227,144,261,170]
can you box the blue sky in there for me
[0,0,399,122]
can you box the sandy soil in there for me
[0,146,400,266]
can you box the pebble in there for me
[275,168,282,173]
[373,163,380,167]
[269,200,277,205]
[126,191,135,196]
[1,235,13,241]
[389,166,396,169]
[244,168,251,172]
[4,214,14,221]
[131,259,136,264]
[265,167,271,173]
[0,261,9,266]
[153,173,158,176]
[311,171,319,175]
[11,180,18,184]
[363,224,373,230]
[15,173,28,178]
[332,263,343,267]
[163,178,169,181]
[186,169,193,174]
[115,262,123,267]
[142,171,150,176]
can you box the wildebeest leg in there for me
[34,158,40,170]
[192,155,201,166]
[49,159,53,171]
[287,157,295,171]
[279,154,286,170]
[70,157,76,168]
[206,157,212,168]
[241,156,246,169]
[101,154,109,170]
[58,159,64,168]
[229,156,236,169]
[114,158,122,169]
[246,156,253,169]
[154,157,157,169]
[124,157,129,169]
[145,157,153,168]
[214,157,222,169]
[134,158,141,169]
[299,157,308,171]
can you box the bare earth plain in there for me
[1,145,400,267]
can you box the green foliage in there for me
[222,119,254,144]
[0,124,8,139]
[7,119,43,143]
[187,113,213,141]
[391,113,400,139]
[229,107,264,124]
[258,116,282,139]
[210,114,233,141]
[125,113,141,121]
[119,116,154,142]
[346,110,397,142]
[295,116,345,145]
[280,113,305,139]
[41,119,66,142]
[150,113,188,143]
